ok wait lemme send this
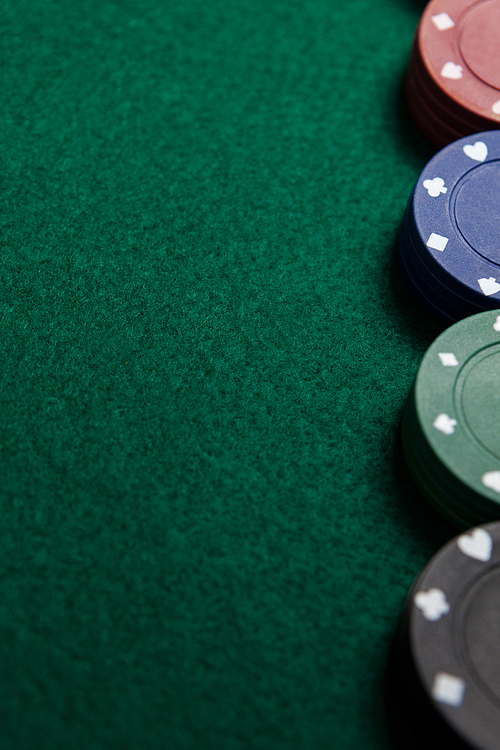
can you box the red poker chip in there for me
[405,66,466,148]
[406,53,480,142]
[406,0,500,145]
[410,41,494,132]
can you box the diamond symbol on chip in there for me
[438,352,458,366]
[423,177,447,197]
[478,277,500,296]
[482,471,500,493]
[427,233,449,252]
[433,414,457,435]
[431,12,455,30]
[432,673,465,707]
[414,588,450,621]
[441,61,463,80]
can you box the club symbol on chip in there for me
[438,352,458,366]
[432,673,466,707]
[423,177,447,197]
[433,413,457,435]
[482,471,500,494]
[494,316,500,332]
[478,277,500,296]
[463,141,488,162]
[414,588,450,621]
[440,61,463,80]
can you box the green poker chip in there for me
[402,310,500,526]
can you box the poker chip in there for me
[406,0,500,147]
[401,310,500,527]
[397,130,500,322]
[389,521,500,750]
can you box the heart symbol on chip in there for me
[478,277,500,296]
[441,61,463,79]
[482,471,500,493]
[463,141,488,162]
[457,528,493,562]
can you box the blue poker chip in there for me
[399,201,488,323]
[399,204,485,323]
[398,131,500,321]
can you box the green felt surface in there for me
[0,0,461,747]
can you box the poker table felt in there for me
[0,0,465,747]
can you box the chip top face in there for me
[420,0,500,120]
[414,311,500,512]
[410,521,500,749]
[412,131,500,303]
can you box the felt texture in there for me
[0,0,457,747]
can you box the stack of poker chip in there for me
[401,310,500,528]
[388,522,500,750]
[391,5,500,749]
[397,130,500,323]
[406,0,500,148]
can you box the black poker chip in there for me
[388,521,500,750]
